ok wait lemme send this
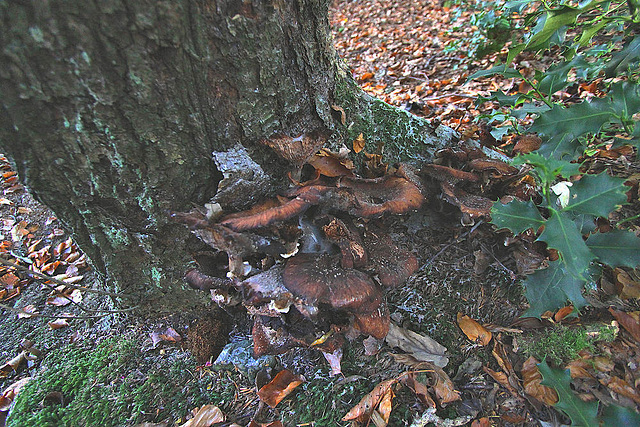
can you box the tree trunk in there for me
[0,0,456,309]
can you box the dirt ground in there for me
[2,1,640,426]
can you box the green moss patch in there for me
[8,337,235,426]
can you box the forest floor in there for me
[1,1,640,426]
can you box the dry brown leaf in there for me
[342,378,396,422]
[385,323,449,367]
[401,372,435,408]
[257,370,304,408]
[353,133,366,153]
[17,304,38,319]
[247,421,283,427]
[307,150,354,177]
[430,363,461,405]
[601,376,640,404]
[178,404,224,427]
[471,417,491,427]
[554,306,574,322]
[457,312,492,346]
[322,348,342,377]
[565,358,594,379]
[0,351,27,378]
[331,104,346,125]
[609,308,640,342]
[483,366,520,398]
[373,386,394,427]
[615,268,640,299]
[0,377,31,412]
[521,356,558,406]
[48,318,70,330]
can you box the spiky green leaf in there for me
[523,261,587,317]
[490,199,545,235]
[538,210,595,277]
[601,404,640,426]
[513,153,580,185]
[586,230,640,268]
[562,172,627,217]
[467,64,523,82]
[525,5,582,51]
[538,361,599,427]
[529,101,615,140]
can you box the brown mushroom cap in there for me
[364,226,419,288]
[339,175,424,217]
[352,300,390,339]
[282,253,382,314]
[421,164,479,184]
[467,158,518,176]
[440,182,494,219]
[261,132,326,166]
[220,198,311,231]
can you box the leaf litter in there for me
[1,1,640,426]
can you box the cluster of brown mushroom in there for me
[174,134,425,358]
[175,134,526,360]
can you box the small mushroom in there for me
[440,182,494,225]
[220,198,311,232]
[363,226,418,288]
[339,175,424,217]
[421,164,480,184]
[467,158,518,177]
[282,253,389,338]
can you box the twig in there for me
[0,257,120,297]
[0,303,136,319]
[419,220,484,272]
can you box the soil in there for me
[1,1,639,426]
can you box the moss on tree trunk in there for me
[0,0,456,310]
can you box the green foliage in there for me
[469,0,640,316]
[538,360,600,426]
[9,337,226,427]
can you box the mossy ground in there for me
[9,337,215,426]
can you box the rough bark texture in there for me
[0,0,456,309]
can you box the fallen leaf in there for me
[385,323,449,367]
[430,363,461,405]
[307,150,354,177]
[353,133,366,153]
[609,308,640,342]
[257,370,304,408]
[601,376,640,404]
[247,421,283,427]
[554,306,574,322]
[401,372,435,408]
[471,418,491,427]
[17,305,38,319]
[322,348,342,377]
[342,378,396,422]
[0,351,27,378]
[331,104,346,125]
[483,366,520,398]
[179,404,224,427]
[0,377,31,411]
[457,313,492,346]
[521,356,559,406]
[48,318,69,330]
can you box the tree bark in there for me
[0,0,457,309]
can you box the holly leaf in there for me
[538,210,594,277]
[523,261,588,318]
[538,360,599,427]
[601,404,640,425]
[562,172,627,217]
[513,153,580,184]
[491,199,545,235]
[467,64,524,82]
[608,81,640,123]
[586,230,640,268]
[525,5,582,51]
[529,102,615,141]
